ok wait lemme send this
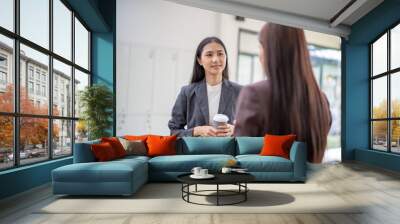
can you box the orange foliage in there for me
[0,84,60,149]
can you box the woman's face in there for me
[197,42,226,77]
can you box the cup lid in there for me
[213,114,229,122]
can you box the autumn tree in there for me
[372,99,400,144]
[0,84,60,151]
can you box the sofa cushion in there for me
[74,140,100,163]
[115,155,150,163]
[260,134,296,159]
[119,138,148,156]
[236,155,293,172]
[91,142,118,161]
[235,137,263,155]
[147,135,177,157]
[148,154,235,172]
[101,137,127,158]
[178,137,235,155]
[53,159,147,183]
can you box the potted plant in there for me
[79,84,113,140]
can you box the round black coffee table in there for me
[177,173,255,206]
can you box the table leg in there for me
[217,184,219,206]
[187,184,190,202]
[245,183,247,201]
[195,184,197,192]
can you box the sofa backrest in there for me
[177,137,236,155]
[235,137,264,155]
[73,139,100,163]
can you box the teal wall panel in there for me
[0,158,72,199]
[355,149,400,172]
[344,0,400,171]
[92,33,113,87]
[91,0,116,135]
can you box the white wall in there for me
[116,0,221,135]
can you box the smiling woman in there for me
[168,37,242,137]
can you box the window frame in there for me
[0,0,92,171]
[369,21,400,154]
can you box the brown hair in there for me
[259,23,331,163]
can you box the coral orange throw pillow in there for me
[124,135,149,142]
[91,142,117,161]
[101,137,127,158]
[260,134,297,159]
[146,135,177,157]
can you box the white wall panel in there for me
[116,0,220,135]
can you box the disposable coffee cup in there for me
[213,114,229,129]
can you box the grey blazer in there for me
[168,79,242,137]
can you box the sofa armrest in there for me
[73,140,100,163]
[289,141,307,181]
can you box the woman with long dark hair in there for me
[234,23,331,163]
[168,37,242,137]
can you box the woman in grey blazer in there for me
[168,37,242,137]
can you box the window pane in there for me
[0,116,13,170]
[391,24,400,70]
[75,120,88,143]
[53,59,72,117]
[372,77,387,119]
[75,18,89,70]
[372,33,387,76]
[53,0,72,60]
[20,117,49,165]
[20,44,49,115]
[53,119,72,158]
[0,0,13,31]
[20,0,49,49]
[372,121,387,151]
[237,54,252,85]
[391,120,400,153]
[0,34,14,112]
[74,69,89,118]
[391,72,400,118]
[253,56,264,82]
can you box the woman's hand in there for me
[193,126,218,137]
[216,123,234,137]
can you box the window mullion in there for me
[49,0,54,160]
[13,0,21,167]
[71,10,76,154]
[388,30,391,152]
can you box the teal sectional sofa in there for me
[52,137,307,196]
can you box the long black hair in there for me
[190,37,230,84]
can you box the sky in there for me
[0,0,89,74]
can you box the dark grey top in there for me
[177,173,255,184]
[168,79,242,137]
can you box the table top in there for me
[177,172,255,185]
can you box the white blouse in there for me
[206,82,222,125]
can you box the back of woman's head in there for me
[259,23,331,163]
[190,37,229,83]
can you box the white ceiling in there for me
[165,0,384,37]
[226,0,352,23]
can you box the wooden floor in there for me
[1,162,400,224]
